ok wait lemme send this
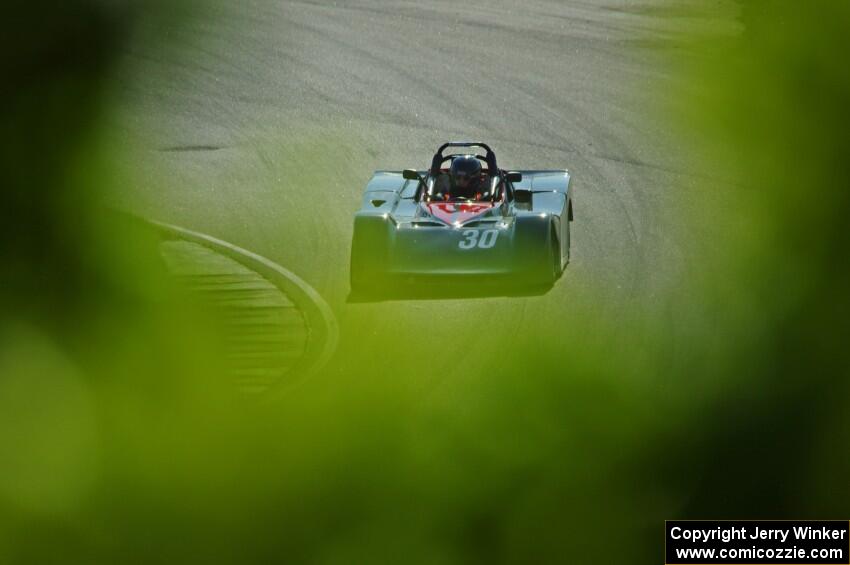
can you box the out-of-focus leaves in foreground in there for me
[1,1,848,564]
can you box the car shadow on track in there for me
[346,281,555,303]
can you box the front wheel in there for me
[547,224,563,284]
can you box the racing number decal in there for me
[458,230,478,249]
[458,229,499,250]
[478,229,498,248]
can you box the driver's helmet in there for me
[449,155,483,195]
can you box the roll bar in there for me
[430,141,498,174]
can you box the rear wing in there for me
[511,170,571,194]
[364,169,571,196]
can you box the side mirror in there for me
[506,171,522,183]
[402,169,421,181]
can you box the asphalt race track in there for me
[111,1,735,389]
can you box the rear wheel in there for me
[549,224,563,283]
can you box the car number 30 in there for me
[458,229,499,250]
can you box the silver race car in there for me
[350,142,573,292]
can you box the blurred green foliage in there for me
[667,0,850,517]
[1,1,849,564]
